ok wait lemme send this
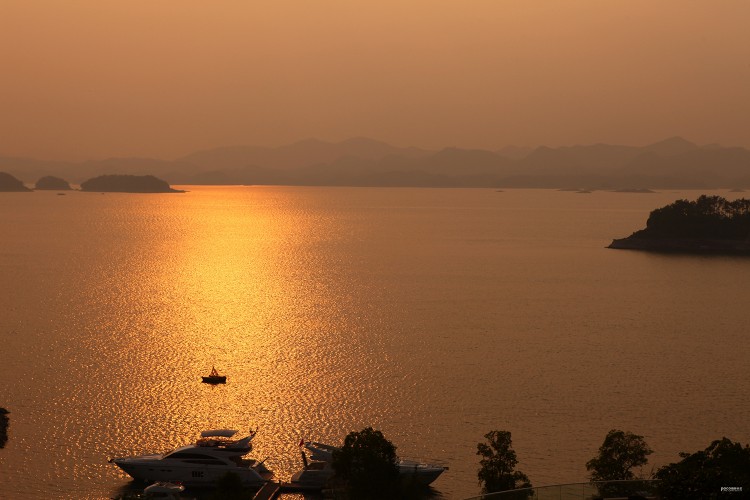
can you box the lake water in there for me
[1,186,748,499]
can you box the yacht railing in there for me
[463,479,659,500]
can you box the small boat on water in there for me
[110,428,270,487]
[202,366,226,384]
[290,441,447,489]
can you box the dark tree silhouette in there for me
[331,427,400,499]
[476,430,531,494]
[586,429,652,481]
[0,408,8,449]
[654,437,750,500]
[638,195,750,240]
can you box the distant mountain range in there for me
[3,136,750,189]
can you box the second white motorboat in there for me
[291,441,447,488]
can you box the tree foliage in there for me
[331,427,400,499]
[654,437,750,500]
[476,430,531,493]
[586,429,653,481]
[636,195,750,240]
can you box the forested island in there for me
[80,174,184,193]
[35,176,72,190]
[1,172,181,193]
[609,195,750,253]
[0,172,31,191]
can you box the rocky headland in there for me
[609,195,750,254]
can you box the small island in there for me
[80,174,184,193]
[609,195,750,254]
[613,188,656,194]
[35,176,72,190]
[0,172,31,192]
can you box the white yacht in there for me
[291,441,447,488]
[110,429,271,487]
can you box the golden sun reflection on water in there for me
[78,187,398,495]
[0,187,386,498]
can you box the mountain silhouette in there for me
[2,137,750,189]
[179,137,430,171]
[641,136,698,156]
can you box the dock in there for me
[252,480,327,499]
[252,481,281,500]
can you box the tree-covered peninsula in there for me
[80,174,184,193]
[609,195,750,253]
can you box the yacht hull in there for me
[113,458,268,487]
[201,376,226,384]
[399,464,445,485]
[302,442,446,486]
[289,460,445,489]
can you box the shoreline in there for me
[608,237,750,254]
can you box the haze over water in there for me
[3,1,750,159]
[1,186,749,499]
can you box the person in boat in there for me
[210,366,220,377]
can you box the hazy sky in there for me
[2,1,749,160]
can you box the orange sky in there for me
[1,1,749,160]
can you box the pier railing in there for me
[464,479,659,500]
